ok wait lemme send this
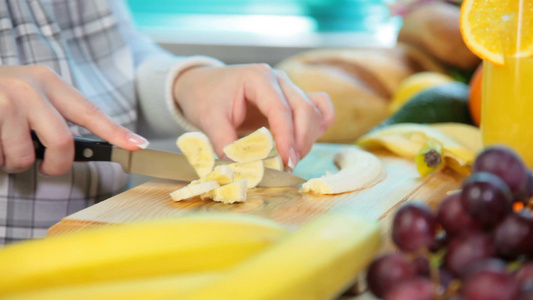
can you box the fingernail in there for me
[288,147,299,171]
[128,133,150,149]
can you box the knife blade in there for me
[31,132,306,187]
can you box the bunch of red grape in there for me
[366,145,533,300]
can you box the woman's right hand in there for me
[0,65,149,175]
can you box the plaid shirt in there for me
[0,0,222,246]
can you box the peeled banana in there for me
[203,179,248,204]
[301,147,386,195]
[181,214,381,300]
[357,123,479,175]
[263,155,284,171]
[176,132,216,177]
[223,127,274,163]
[170,180,219,201]
[227,160,264,188]
[0,214,289,296]
[191,165,234,186]
[4,272,223,300]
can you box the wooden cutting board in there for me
[48,143,464,247]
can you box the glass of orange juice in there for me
[481,56,533,168]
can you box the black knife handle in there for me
[31,131,113,162]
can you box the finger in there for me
[0,125,5,168]
[2,117,35,173]
[276,70,322,159]
[40,73,148,151]
[307,92,336,133]
[201,112,238,159]
[26,100,76,176]
[244,66,295,167]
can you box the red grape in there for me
[516,262,533,286]
[460,172,513,226]
[493,213,533,258]
[412,255,430,277]
[445,233,495,276]
[519,282,533,300]
[473,145,528,198]
[383,277,435,300]
[392,203,437,252]
[460,258,507,280]
[526,170,533,199]
[437,192,482,236]
[462,269,520,300]
[366,253,417,298]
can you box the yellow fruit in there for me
[0,214,289,296]
[4,272,222,300]
[357,123,477,175]
[182,214,381,300]
[460,0,533,65]
[388,72,453,115]
[176,132,216,177]
[301,147,385,195]
[415,139,445,176]
[223,127,274,163]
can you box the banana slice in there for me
[203,179,248,204]
[191,165,234,186]
[176,132,216,178]
[301,147,385,195]
[227,161,264,188]
[223,127,274,163]
[170,181,219,202]
[263,155,283,171]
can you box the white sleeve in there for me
[108,0,226,138]
[135,55,225,138]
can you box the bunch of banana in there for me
[4,214,381,300]
[181,214,381,300]
[301,147,386,195]
[174,127,282,203]
[0,214,289,297]
[356,123,482,175]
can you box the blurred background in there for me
[126,0,401,65]
[126,0,480,145]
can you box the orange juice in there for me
[482,56,533,168]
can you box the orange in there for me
[468,64,483,126]
[460,0,533,65]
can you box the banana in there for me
[223,127,274,163]
[430,122,482,154]
[301,147,386,195]
[170,181,220,201]
[181,214,381,300]
[357,123,478,175]
[227,160,264,188]
[191,165,234,186]
[263,155,284,171]
[4,272,223,300]
[415,139,445,176]
[202,179,248,204]
[0,214,289,296]
[176,132,216,177]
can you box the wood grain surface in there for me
[48,143,463,240]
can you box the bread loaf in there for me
[276,43,447,143]
[397,2,481,71]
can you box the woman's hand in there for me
[0,65,148,175]
[173,64,335,169]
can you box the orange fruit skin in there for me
[468,64,483,126]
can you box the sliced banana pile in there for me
[170,127,282,204]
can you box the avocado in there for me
[377,81,474,129]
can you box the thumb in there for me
[201,117,238,159]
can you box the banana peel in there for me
[356,123,482,175]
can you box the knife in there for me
[31,132,306,187]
